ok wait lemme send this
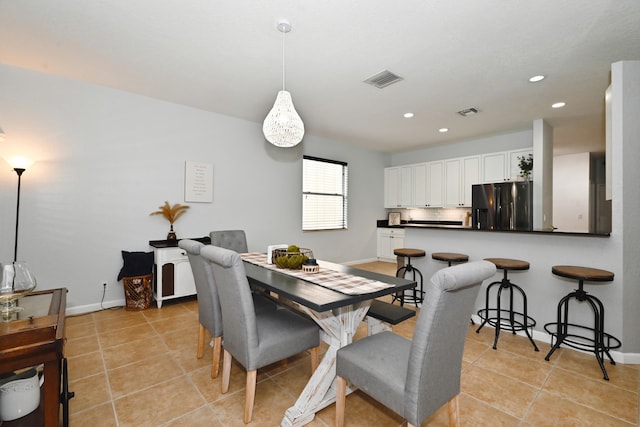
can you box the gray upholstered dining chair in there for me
[178,239,277,379]
[210,230,248,253]
[200,245,320,424]
[335,260,496,427]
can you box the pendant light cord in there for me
[282,27,286,91]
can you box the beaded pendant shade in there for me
[263,20,304,147]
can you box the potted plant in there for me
[150,201,189,240]
[518,154,533,180]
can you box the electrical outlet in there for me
[102,281,108,289]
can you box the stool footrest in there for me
[477,308,537,332]
[367,300,416,325]
[543,322,621,353]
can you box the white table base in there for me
[281,301,371,427]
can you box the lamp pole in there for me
[13,167,25,262]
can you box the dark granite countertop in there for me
[376,220,610,237]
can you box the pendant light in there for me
[263,19,304,147]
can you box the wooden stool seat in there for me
[432,252,469,264]
[485,258,529,271]
[394,248,426,258]
[551,265,614,282]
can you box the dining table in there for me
[241,254,416,427]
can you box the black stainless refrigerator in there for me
[472,182,533,230]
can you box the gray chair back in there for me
[405,260,496,423]
[178,239,223,338]
[210,230,248,253]
[200,245,259,368]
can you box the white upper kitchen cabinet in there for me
[481,152,507,182]
[413,163,428,207]
[384,165,413,208]
[445,156,480,207]
[414,161,443,207]
[427,161,444,207]
[444,158,462,207]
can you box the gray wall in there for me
[0,64,388,312]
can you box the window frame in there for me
[302,155,348,231]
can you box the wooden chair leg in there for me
[221,349,232,393]
[335,375,347,427]
[309,346,319,373]
[197,324,205,359]
[448,394,460,427]
[211,336,222,379]
[244,370,257,424]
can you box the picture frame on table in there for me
[388,212,401,226]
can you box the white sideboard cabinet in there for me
[150,239,203,308]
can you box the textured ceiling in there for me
[1,1,639,155]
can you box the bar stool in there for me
[476,258,538,351]
[431,252,469,267]
[544,265,621,380]
[391,248,426,307]
[432,252,472,323]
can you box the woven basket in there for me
[122,274,153,310]
[272,248,314,269]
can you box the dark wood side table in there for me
[0,288,67,426]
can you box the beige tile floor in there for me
[65,261,639,426]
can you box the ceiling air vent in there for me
[457,107,479,117]
[363,70,404,89]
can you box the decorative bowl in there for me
[272,248,314,269]
[0,368,43,421]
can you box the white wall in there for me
[553,152,590,232]
[390,129,534,165]
[403,228,629,358]
[0,64,388,312]
[613,60,640,354]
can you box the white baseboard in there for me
[342,258,380,266]
[66,298,126,316]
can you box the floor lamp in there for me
[13,167,25,262]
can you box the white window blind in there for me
[302,156,348,231]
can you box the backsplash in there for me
[388,207,471,223]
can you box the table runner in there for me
[240,253,395,295]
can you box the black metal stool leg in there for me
[544,281,617,380]
[476,280,500,333]
[393,257,424,307]
[510,282,539,351]
[477,269,537,351]
[392,265,409,306]
[60,357,75,427]
[545,292,575,361]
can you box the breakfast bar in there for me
[380,224,625,359]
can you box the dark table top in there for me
[243,260,415,312]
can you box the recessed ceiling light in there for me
[403,112,414,118]
[439,128,449,133]
[552,102,566,108]
[529,75,545,82]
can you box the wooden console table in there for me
[0,288,67,426]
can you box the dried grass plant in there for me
[150,201,189,225]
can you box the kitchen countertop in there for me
[377,220,610,237]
